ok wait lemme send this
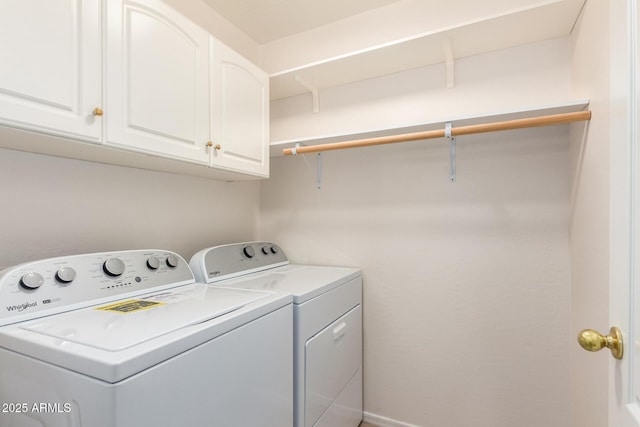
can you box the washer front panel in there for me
[0,250,194,326]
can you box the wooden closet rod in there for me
[283,110,592,156]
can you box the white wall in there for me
[261,38,573,427]
[0,148,260,268]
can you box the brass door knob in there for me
[578,327,623,360]
[92,107,104,117]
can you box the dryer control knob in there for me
[147,256,161,270]
[20,272,44,290]
[55,267,76,283]
[261,246,270,255]
[243,246,255,259]
[166,254,179,268]
[270,245,279,254]
[103,258,126,277]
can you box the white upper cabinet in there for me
[105,0,210,165]
[0,0,269,179]
[0,0,102,141]
[210,39,269,177]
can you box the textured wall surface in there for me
[0,148,260,268]
[261,125,571,426]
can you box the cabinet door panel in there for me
[211,40,269,177]
[221,66,263,161]
[0,0,101,140]
[107,0,209,164]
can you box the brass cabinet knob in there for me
[92,107,104,117]
[206,141,213,147]
[214,143,221,150]
[578,327,623,360]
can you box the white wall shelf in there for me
[269,0,585,101]
[270,100,590,157]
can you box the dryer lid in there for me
[20,284,269,351]
[219,264,361,304]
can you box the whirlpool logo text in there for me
[6,301,37,312]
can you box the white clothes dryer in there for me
[190,242,363,427]
[0,249,292,427]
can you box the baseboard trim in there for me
[363,411,420,427]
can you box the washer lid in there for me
[20,284,268,351]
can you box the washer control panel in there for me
[190,242,288,283]
[0,250,194,326]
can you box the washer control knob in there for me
[55,267,76,283]
[166,254,179,268]
[20,272,44,290]
[270,245,279,254]
[147,256,161,270]
[243,246,255,259]
[103,258,126,277]
[261,246,270,255]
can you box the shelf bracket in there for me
[295,75,320,114]
[445,122,456,183]
[443,39,455,89]
[293,142,323,190]
[316,153,323,190]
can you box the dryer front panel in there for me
[304,305,362,427]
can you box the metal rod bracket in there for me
[294,143,322,189]
[317,153,323,190]
[445,122,456,182]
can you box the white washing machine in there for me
[190,242,363,427]
[0,249,292,427]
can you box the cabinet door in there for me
[106,0,210,164]
[210,39,269,177]
[0,0,101,141]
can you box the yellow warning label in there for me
[96,299,165,313]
